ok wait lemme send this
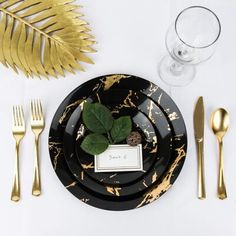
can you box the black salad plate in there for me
[49,74,187,211]
[63,89,173,197]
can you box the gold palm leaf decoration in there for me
[0,0,96,78]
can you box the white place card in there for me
[94,144,143,172]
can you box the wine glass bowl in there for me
[159,6,221,87]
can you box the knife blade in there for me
[193,96,206,199]
[194,97,204,140]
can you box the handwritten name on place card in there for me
[94,144,143,172]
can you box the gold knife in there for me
[193,96,206,199]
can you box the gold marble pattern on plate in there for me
[48,141,63,170]
[152,136,158,147]
[174,134,184,141]
[150,146,158,154]
[152,172,158,183]
[136,144,186,208]
[96,173,119,183]
[80,198,90,203]
[145,83,159,97]
[92,82,102,92]
[168,112,180,121]
[106,187,122,196]
[109,174,118,179]
[143,180,148,188]
[81,171,84,180]
[103,75,131,90]
[111,109,120,114]
[115,90,136,110]
[59,99,85,124]
[157,93,163,105]
[167,124,171,131]
[147,101,155,124]
[96,93,101,103]
[81,162,94,170]
[124,90,136,108]
[165,108,170,113]
[66,181,78,189]
[142,128,155,141]
[143,143,148,149]
[76,124,86,141]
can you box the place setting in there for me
[48,74,187,210]
[0,0,231,212]
[46,5,222,210]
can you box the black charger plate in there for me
[49,74,187,211]
[63,89,173,197]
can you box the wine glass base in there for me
[159,55,196,87]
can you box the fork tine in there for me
[16,106,20,126]
[37,99,43,120]
[35,100,39,120]
[13,106,17,126]
[19,106,24,126]
[13,106,25,127]
[31,99,44,123]
[16,106,21,126]
[35,100,40,120]
[16,106,19,126]
[31,100,37,120]
[18,106,22,126]
[32,100,35,120]
[39,100,43,117]
[31,101,34,119]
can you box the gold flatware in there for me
[193,96,206,199]
[31,100,45,196]
[11,106,25,202]
[211,108,229,200]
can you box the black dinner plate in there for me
[49,74,187,211]
[63,89,173,197]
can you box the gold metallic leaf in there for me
[0,0,95,78]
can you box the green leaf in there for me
[82,103,114,134]
[80,133,109,155]
[111,116,132,143]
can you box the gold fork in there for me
[11,106,25,202]
[31,100,45,196]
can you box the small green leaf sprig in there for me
[80,103,132,155]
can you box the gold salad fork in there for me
[11,106,25,202]
[31,100,45,196]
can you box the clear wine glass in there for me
[159,6,221,87]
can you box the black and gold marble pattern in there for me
[63,90,172,197]
[136,145,186,208]
[48,141,63,171]
[59,99,85,125]
[48,74,187,211]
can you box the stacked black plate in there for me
[48,74,187,211]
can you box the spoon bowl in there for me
[211,108,229,141]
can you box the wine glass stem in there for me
[169,61,185,76]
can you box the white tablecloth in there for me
[1,0,236,235]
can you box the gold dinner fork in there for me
[11,106,25,202]
[31,100,45,196]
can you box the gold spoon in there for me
[211,108,229,200]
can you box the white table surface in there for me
[1,0,236,235]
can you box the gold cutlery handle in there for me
[32,136,41,196]
[11,142,20,202]
[197,140,206,199]
[218,140,227,200]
